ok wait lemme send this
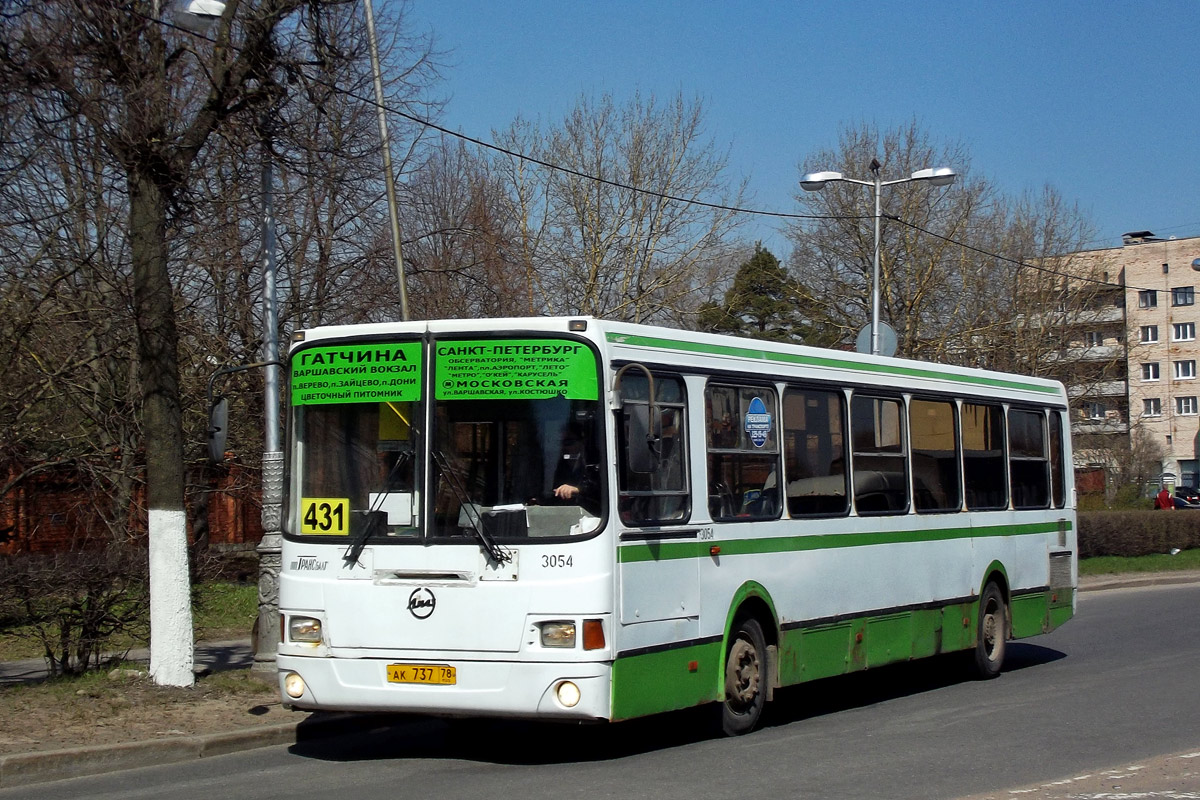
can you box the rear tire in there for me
[721,617,767,735]
[972,582,1007,679]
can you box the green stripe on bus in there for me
[610,588,1073,718]
[605,332,1059,394]
[611,641,722,721]
[617,520,1069,564]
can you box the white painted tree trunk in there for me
[148,509,195,687]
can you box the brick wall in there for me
[0,462,264,555]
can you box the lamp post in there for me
[800,161,955,355]
[362,0,410,320]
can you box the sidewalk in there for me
[0,639,253,688]
[1,569,1198,789]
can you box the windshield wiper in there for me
[343,448,412,567]
[430,448,512,565]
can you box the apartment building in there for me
[1062,232,1200,490]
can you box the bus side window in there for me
[617,374,690,525]
[962,402,1007,510]
[909,398,961,513]
[850,395,908,515]
[1009,409,1050,509]
[783,387,848,516]
[1049,410,1066,508]
[706,384,781,522]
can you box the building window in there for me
[1141,325,1159,343]
[1084,401,1105,421]
[1143,398,1162,417]
[1083,331,1104,347]
[1139,290,1158,308]
[1142,362,1160,381]
[1173,322,1196,342]
[1173,286,1195,306]
[1177,396,1198,416]
[1176,360,1197,380]
[1180,459,1198,490]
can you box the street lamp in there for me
[800,161,956,355]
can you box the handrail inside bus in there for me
[612,362,661,472]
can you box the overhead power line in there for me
[146,8,1191,299]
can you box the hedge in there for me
[1078,511,1200,558]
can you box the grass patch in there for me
[1079,547,1200,576]
[193,582,258,641]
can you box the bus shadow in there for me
[765,642,1066,728]
[290,707,719,765]
[289,644,1066,765]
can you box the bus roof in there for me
[292,316,1067,406]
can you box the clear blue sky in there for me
[405,0,1199,255]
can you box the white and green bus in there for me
[277,316,1076,734]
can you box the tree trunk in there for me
[129,171,195,687]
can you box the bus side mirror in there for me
[208,397,229,464]
[624,404,659,474]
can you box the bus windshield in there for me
[291,340,423,541]
[430,336,604,541]
[288,335,604,545]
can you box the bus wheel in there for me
[721,617,767,735]
[972,582,1007,679]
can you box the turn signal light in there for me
[582,619,605,651]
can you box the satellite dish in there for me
[856,323,898,357]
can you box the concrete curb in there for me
[0,723,297,788]
[0,712,377,789]
[2,572,1197,788]
[1078,569,1200,593]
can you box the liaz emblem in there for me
[408,587,436,619]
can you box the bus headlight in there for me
[288,616,323,644]
[556,681,581,708]
[539,621,576,648]
[284,672,307,699]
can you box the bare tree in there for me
[489,92,746,324]
[0,0,443,685]
[395,138,529,319]
[788,121,1106,374]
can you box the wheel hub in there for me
[726,638,760,704]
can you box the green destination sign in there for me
[291,342,423,405]
[435,338,598,400]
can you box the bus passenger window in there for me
[1009,409,1050,509]
[909,398,960,513]
[706,385,781,522]
[962,403,1007,510]
[782,388,848,516]
[617,375,690,525]
[850,395,908,515]
[1049,411,1066,509]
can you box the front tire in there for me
[972,582,1008,679]
[721,617,767,735]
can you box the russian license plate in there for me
[387,663,456,685]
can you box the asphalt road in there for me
[7,582,1199,800]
